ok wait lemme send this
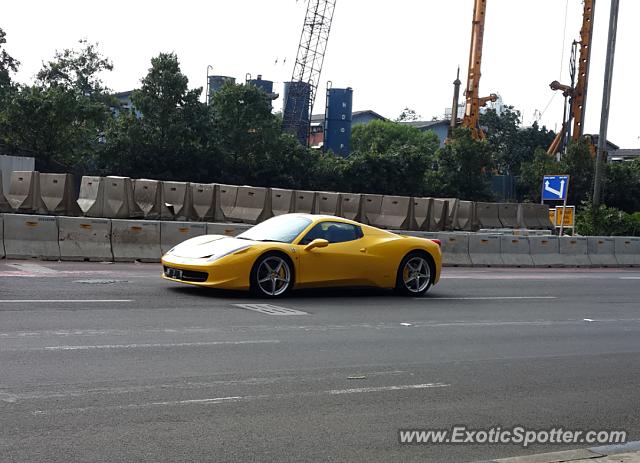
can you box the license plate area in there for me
[166,267,183,279]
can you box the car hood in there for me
[169,235,256,259]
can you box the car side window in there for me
[299,222,363,245]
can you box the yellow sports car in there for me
[162,213,442,297]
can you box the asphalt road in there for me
[1,260,639,463]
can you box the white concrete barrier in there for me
[226,186,271,224]
[161,222,207,254]
[529,235,563,267]
[206,222,251,237]
[7,171,46,214]
[429,199,449,231]
[367,195,412,230]
[77,176,105,217]
[339,193,363,221]
[500,235,534,267]
[58,217,112,261]
[316,191,340,216]
[111,219,161,262]
[412,197,432,231]
[161,181,192,220]
[587,237,617,267]
[103,176,142,219]
[614,237,640,266]
[214,184,238,222]
[133,179,162,219]
[40,173,81,216]
[271,188,294,216]
[293,190,316,214]
[189,183,216,221]
[437,232,472,266]
[0,214,5,258]
[558,236,590,267]
[468,234,503,266]
[0,175,11,212]
[3,214,60,260]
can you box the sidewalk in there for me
[477,441,640,463]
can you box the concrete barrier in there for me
[271,188,294,216]
[339,193,362,221]
[428,198,449,231]
[412,197,432,231]
[519,203,553,229]
[133,179,162,219]
[214,184,238,222]
[7,171,46,214]
[559,236,590,267]
[437,232,472,266]
[316,191,340,216]
[0,174,12,212]
[293,190,317,214]
[111,219,161,262]
[39,173,81,216]
[58,217,112,261]
[103,176,142,219]
[77,176,105,217]
[360,194,383,225]
[0,214,4,258]
[3,214,60,260]
[189,183,216,221]
[529,235,562,267]
[497,203,518,228]
[206,222,251,236]
[475,202,502,229]
[367,195,412,229]
[161,221,207,254]
[443,198,458,230]
[226,186,271,224]
[500,235,534,267]
[614,237,640,266]
[587,237,617,267]
[161,181,191,220]
[468,233,503,266]
[453,200,476,231]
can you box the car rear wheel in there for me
[395,252,434,297]
[250,253,293,298]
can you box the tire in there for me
[395,251,434,297]
[250,252,294,298]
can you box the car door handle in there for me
[359,248,367,253]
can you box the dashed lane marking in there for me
[418,296,557,301]
[233,303,308,316]
[0,299,133,303]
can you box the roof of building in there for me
[398,119,449,129]
[609,149,640,160]
[586,134,620,151]
[310,109,387,123]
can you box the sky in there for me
[2,0,639,148]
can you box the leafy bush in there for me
[576,201,639,236]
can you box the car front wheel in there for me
[250,253,293,298]
[395,252,434,297]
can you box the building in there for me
[111,91,141,118]
[398,120,450,147]
[309,110,387,150]
[608,149,640,162]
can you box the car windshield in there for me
[237,215,312,244]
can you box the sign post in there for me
[541,175,570,236]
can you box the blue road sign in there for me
[542,175,569,201]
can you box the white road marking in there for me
[38,340,280,351]
[6,263,57,274]
[421,296,557,301]
[0,299,133,303]
[328,383,449,395]
[30,382,449,414]
[584,318,595,322]
[620,277,640,280]
[233,303,308,315]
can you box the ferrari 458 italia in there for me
[162,214,442,297]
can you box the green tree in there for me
[518,148,561,201]
[0,27,19,94]
[433,128,494,200]
[101,53,211,180]
[394,107,421,122]
[480,107,555,176]
[560,138,594,205]
[351,119,438,156]
[0,40,113,170]
[602,159,640,213]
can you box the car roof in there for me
[280,213,358,225]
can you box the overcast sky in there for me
[3,0,638,148]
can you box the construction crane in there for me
[459,0,497,140]
[282,0,337,146]
[547,0,595,156]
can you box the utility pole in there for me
[449,67,461,136]
[593,0,620,207]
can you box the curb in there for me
[475,440,640,463]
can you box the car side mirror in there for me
[304,238,329,251]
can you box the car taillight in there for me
[431,239,442,247]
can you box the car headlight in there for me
[206,245,252,262]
